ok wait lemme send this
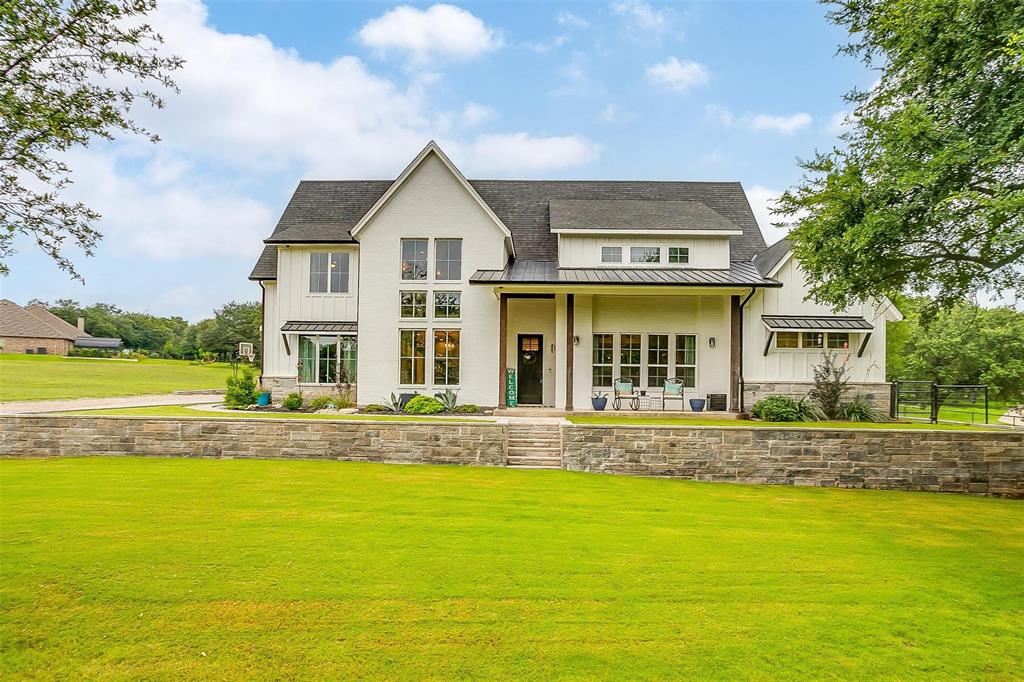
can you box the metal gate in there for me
[891,381,989,425]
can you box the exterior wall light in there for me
[708,337,716,348]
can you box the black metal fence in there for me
[890,381,989,425]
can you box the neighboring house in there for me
[250,142,901,410]
[0,300,122,355]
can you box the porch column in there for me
[730,295,741,411]
[565,293,574,411]
[498,292,507,408]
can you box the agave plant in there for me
[435,388,459,413]
[382,392,403,413]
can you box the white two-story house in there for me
[250,141,901,411]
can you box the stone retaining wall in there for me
[0,415,506,466]
[562,425,1023,497]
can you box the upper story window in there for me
[601,246,622,263]
[668,247,689,264]
[309,252,349,293]
[435,239,462,280]
[827,332,850,349]
[434,291,461,319]
[401,239,428,280]
[630,246,661,263]
[400,291,427,318]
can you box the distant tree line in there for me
[31,299,261,363]
[887,297,1024,403]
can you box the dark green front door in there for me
[517,334,543,405]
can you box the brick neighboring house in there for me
[0,300,122,355]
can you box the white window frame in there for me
[399,329,427,386]
[434,238,463,282]
[308,252,350,294]
[297,334,357,385]
[399,290,427,319]
[433,291,462,320]
[668,247,689,264]
[775,331,801,349]
[619,333,642,385]
[646,333,669,388]
[601,246,623,263]
[592,333,614,387]
[433,329,461,386]
[673,334,697,388]
[400,239,429,281]
[629,246,662,264]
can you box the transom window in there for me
[668,247,689,264]
[619,333,642,385]
[827,332,850,349]
[601,246,622,263]
[647,334,669,388]
[433,330,460,385]
[399,329,426,384]
[298,335,357,384]
[309,252,349,293]
[776,332,800,349]
[630,246,661,263]
[400,291,427,318]
[803,332,824,349]
[434,239,462,280]
[592,333,613,386]
[434,291,461,319]
[775,331,852,350]
[401,239,428,280]
[674,334,696,388]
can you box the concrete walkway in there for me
[0,393,224,415]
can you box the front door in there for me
[517,334,543,405]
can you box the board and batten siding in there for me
[355,152,509,407]
[743,256,890,383]
[557,235,731,269]
[262,245,359,380]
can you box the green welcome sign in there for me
[505,368,517,407]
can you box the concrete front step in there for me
[507,456,562,468]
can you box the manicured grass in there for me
[896,400,1016,426]
[2,458,1021,679]
[568,415,998,430]
[0,354,233,402]
[60,405,490,422]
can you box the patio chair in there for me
[613,378,640,411]
[662,378,685,411]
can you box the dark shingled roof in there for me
[549,199,741,233]
[251,179,771,280]
[470,260,781,288]
[752,237,792,277]
[762,315,874,331]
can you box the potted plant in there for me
[689,397,706,412]
[591,391,608,411]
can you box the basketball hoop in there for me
[238,342,255,362]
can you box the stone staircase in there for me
[506,423,563,469]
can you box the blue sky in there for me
[3,0,872,320]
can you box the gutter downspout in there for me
[737,287,756,412]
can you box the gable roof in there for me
[348,141,513,248]
[752,237,792,277]
[0,300,90,341]
[549,199,742,234]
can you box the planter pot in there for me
[257,391,271,406]
[591,396,608,411]
[689,398,706,412]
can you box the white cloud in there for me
[524,34,569,53]
[556,11,589,29]
[749,112,812,135]
[706,105,812,135]
[827,110,853,135]
[599,104,620,122]
[357,4,501,63]
[461,102,495,127]
[459,133,600,175]
[745,185,790,245]
[611,1,673,39]
[645,57,710,92]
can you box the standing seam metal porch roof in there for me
[281,321,357,333]
[761,315,874,331]
[470,260,780,287]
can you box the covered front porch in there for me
[490,288,749,412]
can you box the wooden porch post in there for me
[565,293,574,411]
[730,295,741,411]
[498,292,508,408]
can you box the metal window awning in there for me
[281,321,357,333]
[761,315,874,332]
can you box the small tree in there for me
[224,366,259,408]
[809,352,850,419]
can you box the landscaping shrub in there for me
[751,395,803,421]
[282,392,303,410]
[307,395,336,411]
[809,352,850,419]
[453,404,481,413]
[362,403,389,413]
[435,389,459,412]
[403,395,444,414]
[224,367,259,408]
[842,394,889,422]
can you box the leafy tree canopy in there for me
[777,0,1024,310]
[1,0,181,279]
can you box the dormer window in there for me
[630,246,661,263]
[601,246,622,263]
[668,247,689,264]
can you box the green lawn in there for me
[0,354,233,402]
[2,458,1021,679]
[568,415,998,431]
[896,400,1016,426]
[61,405,490,423]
